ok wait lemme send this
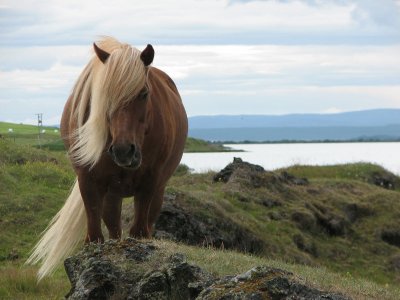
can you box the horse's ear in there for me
[93,43,110,64]
[140,44,154,66]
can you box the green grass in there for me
[0,141,74,261]
[282,163,400,190]
[155,240,400,300]
[0,122,62,150]
[184,137,236,152]
[166,164,400,286]
[1,121,232,152]
[1,138,400,298]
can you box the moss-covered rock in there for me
[64,239,214,300]
[64,239,351,300]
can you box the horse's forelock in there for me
[70,37,148,168]
[97,44,147,111]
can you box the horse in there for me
[26,37,188,280]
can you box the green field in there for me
[0,128,400,299]
[0,122,230,152]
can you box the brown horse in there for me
[27,37,188,280]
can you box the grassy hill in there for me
[0,139,399,299]
[0,121,230,152]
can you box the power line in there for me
[36,113,43,148]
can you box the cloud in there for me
[231,0,400,31]
[1,0,399,123]
[1,0,399,46]
[1,43,399,121]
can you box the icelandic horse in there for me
[27,37,188,280]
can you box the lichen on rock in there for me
[64,239,351,300]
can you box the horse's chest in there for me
[107,171,138,197]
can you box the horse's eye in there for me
[139,90,149,100]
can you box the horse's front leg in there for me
[130,189,152,238]
[78,174,107,243]
[130,186,165,238]
[102,193,123,239]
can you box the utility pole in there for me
[36,113,43,148]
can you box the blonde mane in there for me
[69,37,148,168]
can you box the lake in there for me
[181,142,400,175]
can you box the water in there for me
[181,142,400,175]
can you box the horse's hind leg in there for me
[102,193,122,239]
[78,174,107,243]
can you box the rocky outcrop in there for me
[213,157,265,183]
[370,171,397,190]
[154,194,264,254]
[198,266,349,300]
[64,239,214,300]
[151,159,309,255]
[381,227,400,248]
[64,239,350,300]
[213,157,309,187]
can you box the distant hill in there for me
[188,109,400,142]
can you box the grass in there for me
[185,137,236,152]
[1,138,400,298]
[2,239,399,300]
[155,239,400,300]
[1,121,233,152]
[0,122,61,150]
[0,264,69,300]
[166,164,400,286]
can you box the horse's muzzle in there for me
[108,143,141,169]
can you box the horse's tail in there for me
[26,179,86,281]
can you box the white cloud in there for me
[0,0,399,122]
[0,63,82,92]
[1,0,397,46]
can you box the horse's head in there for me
[94,42,154,169]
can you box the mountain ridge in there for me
[188,109,400,142]
[189,109,400,129]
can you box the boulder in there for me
[213,157,264,183]
[64,239,214,300]
[154,194,264,254]
[197,266,350,300]
[64,239,351,300]
[213,158,309,188]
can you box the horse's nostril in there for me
[107,145,114,154]
[130,144,136,155]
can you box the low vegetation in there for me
[0,137,399,299]
[184,137,234,152]
[0,122,232,152]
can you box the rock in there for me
[213,158,309,189]
[154,193,264,254]
[64,241,351,300]
[64,238,214,300]
[197,266,350,300]
[213,157,265,183]
[343,203,374,223]
[370,171,397,190]
[381,228,400,248]
[260,198,282,208]
[317,215,348,236]
[291,211,317,232]
[306,203,350,236]
[279,171,309,186]
[269,211,284,221]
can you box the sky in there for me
[1,0,400,125]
